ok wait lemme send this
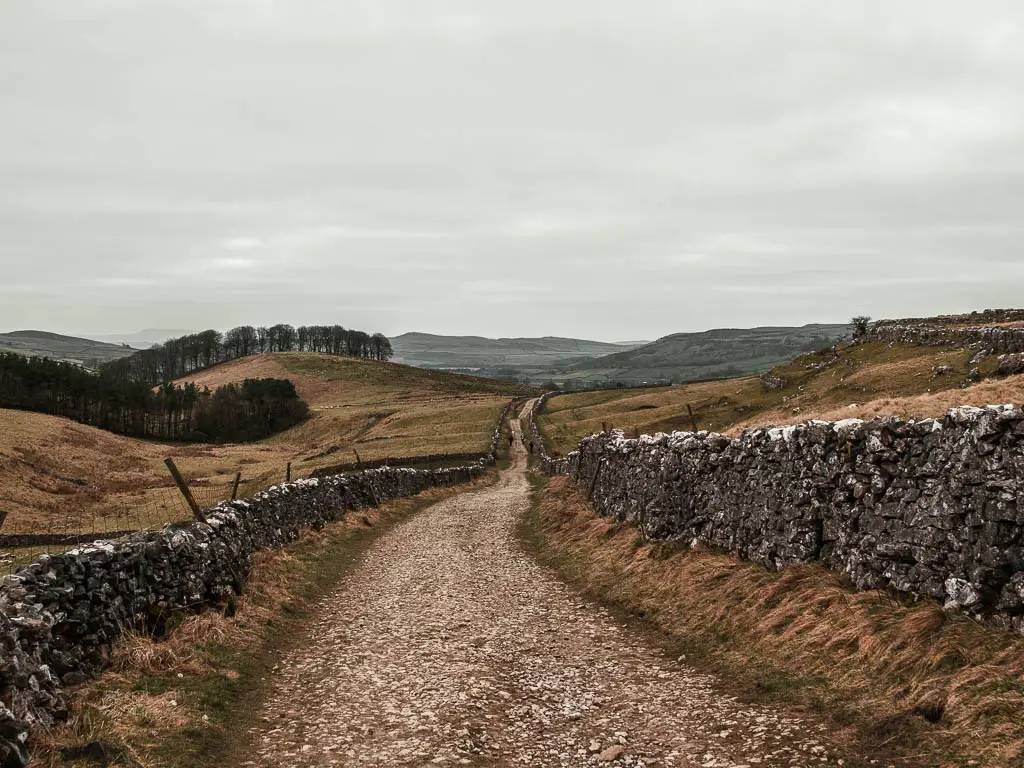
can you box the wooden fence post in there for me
[230,472,242,501]
[286,462,292,483]
[687,404,699,433]
[164,458,206,523]
[354,449,362,469]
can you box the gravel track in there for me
[247,404,841,767]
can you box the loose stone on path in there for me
[250,407,842,767]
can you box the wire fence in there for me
[0,401,517,576]
[0,461,298,576]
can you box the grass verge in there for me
[30,474,495,768]
[521,474,1024,768]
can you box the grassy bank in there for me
[31,474,495,768]
[1,351,527,540]
[521,474,1024,768]
[536,341,1019,455]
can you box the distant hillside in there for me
[390,332,640,370]
[1,351,530,537]
[390,327,849,388]
[0,330,136,367]
[562,324,850,386]
[90,328,197,349]
[174,351,534,399]
[536,336,1018,456]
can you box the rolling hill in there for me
[536,338,1022,455]
[390,332,642,371]
[0,353,532,540]
[90,328,196,349]
[0,330,137,367]
[559,323,850,387]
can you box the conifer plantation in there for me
[0,352,308,442]
[0,323,393,442]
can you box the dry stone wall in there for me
[0,402,513,766]
[525,394,571,476]
[548,406,1024,637]
[875,309,1024,327]
[867,322,1024,354]
[310,451,484,477]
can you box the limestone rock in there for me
[598,745,626,762]
[997,353,1024,376]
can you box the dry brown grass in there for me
[538,341,1018,452]
[528,476,1024,767]
[734,375,1024,430]
[0,353,525,536]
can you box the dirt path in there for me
[245,403,840,767]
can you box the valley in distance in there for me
[2,321,849,388]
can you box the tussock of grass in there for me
[526,476,1024,767]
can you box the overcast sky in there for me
[2,1,1023,341]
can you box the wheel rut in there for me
[246,403,840,767]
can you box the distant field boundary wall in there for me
[525,393,572,476]
[0,400,515,762]
[310,451,485,477]
[868,320,1024,354]
[309,399,518,477]
[533,404,1024,638]
[875,309,1024,327]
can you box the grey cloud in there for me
[1,1,1022,339]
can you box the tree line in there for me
[0,352,308,442]
[101,324,393,386]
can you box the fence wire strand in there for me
[0,460,302,575]
[1,402,510,574]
